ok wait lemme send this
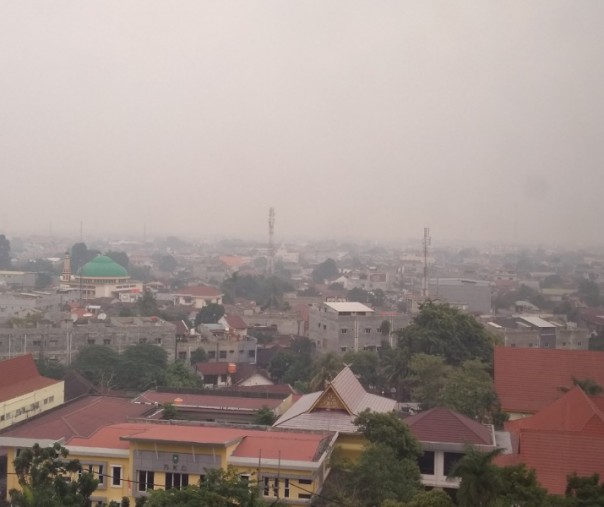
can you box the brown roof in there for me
[0,396,153,441]
[223,314,247,330]
[0,354,62,403]
[404,407,493,446]
[499,387,604,494]
[495,347,604,414]
[175,285,222,298]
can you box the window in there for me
[284,478,290,498]
[219,351,227,359]
[418,451,435,475]
[273,478,279,497]
[299,479,312,485]
[103,339,111,345]
[239,474,250,483]
[87,339,95,345]
[298,493,312,499]
[139,338,147,344]
[340,347,347,352]
[365,328,371,334]
[49,396,54,403]
[112,466,122,487]
[155,338,162,344]
[444,452,464,477]
[340,328,348,334]
[248,350,255,358]
[33,340,41,346]
[97,464,104,485]
[138,470,155,492]
[208,351,216,359]
[263,477,270,496]
[578,341,582,346]
[165,473,189,490]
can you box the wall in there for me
[0,381,64,431]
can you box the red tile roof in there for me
[70,422,331,462]
[495,347,604,414]
[135,390,283,410]
[0,354,62,403]
[1,396,154,441]
[223,314,247,330]
[175,285,222,298]
[404,407,493,446]
[195,362,230,376]
[499,388,604,494]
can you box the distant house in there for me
[497,386,604,495]
[494,347,604,419]
[0,354,64,430]
[171,285,223,309]
[219,314,248,338]
[404,408,503,491]
[194,362,271,389]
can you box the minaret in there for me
[61,251,72,283]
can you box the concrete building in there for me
[309,301,409,353]
[0,271,36,290]
[0,354,64,430]
[486,315,590,350]
[170,285,223,309]
[0,318,178,364]
[428,278,492,314]
[0,291,64,324]
[196,323,257,363]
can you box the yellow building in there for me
[0,354,64,431]
[1,421,337,506]
[273,366,397,461]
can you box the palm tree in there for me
[453,447,503,507]
[310,353,344,391]
[380,347,410,400]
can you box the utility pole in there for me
[267,208,275,276]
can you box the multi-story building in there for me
[0,271,36,290]
[428,278,492,314]
[0,291,64,324]
[486,315,590,350]
[0,317,177,364]
[309,301,409,353]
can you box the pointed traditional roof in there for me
[273,365,396,433]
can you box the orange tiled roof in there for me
[0,354,62,403]
[495,347,604,414]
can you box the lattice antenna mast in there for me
[422,227,431,298]
[267,207,275,275]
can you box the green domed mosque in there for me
[60,253,142,300]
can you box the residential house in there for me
[171,285,223,309]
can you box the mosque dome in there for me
[79,255,128,278]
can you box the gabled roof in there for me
[500,387,604,494]
[495,347,604,414]
[274,366,396,433]
[0,354,62,403]
[404,407,494,446]
[223,314,247,330]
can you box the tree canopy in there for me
[195,303,225,325]
[0,233,11,269]
[312,258,339,283]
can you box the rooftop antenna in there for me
[422,227,431,299]
[267,207,275,276]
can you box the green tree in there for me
[9,442,98,507]
[106,250,130,269]
[379,319,392,336]
[343,350,381,388]
[578,279,601,307]
[499,464,549,506]
[453,447,503,507]
[403,489,455,507]
[0,234,11,269]
[268,351,297,382]
[253,406,277,425]
[353,443,421,506]
[161,402,179,420]
[380,346,411,400]
[118,343,168,390]
[194,303,225,325]
[143,467,267,507]
[408,354,452,410]
[138,290,158,317]
[354,410,422,461]
[348,287,370,304]
[368,289,386,307]
[164,361,201,388]
[440,360,498,422]
[312,258,339,283]
[398,302,494,367]
[190,347,207,365]
[565,473,604,506]
[309,353,344,391]
[560,377,604,396]
[70,243,100,273]
[71,345,122,389]
[35,272,53,289]
[35,357,66,380]
[158,254,177,272]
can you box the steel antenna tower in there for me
[422,227,431,298]
[267,207,275,275]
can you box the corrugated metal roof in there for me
[517,315,556,328]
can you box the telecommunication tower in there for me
[422,227,431,298]
[267,207,275,275]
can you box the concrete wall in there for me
[0,381,64,431]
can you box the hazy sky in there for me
[1,2,603,245]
